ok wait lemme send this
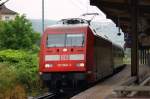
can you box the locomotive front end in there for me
[40,32,86,72]
[39,25,88,91]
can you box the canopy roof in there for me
[91,0,150,48]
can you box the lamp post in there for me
[42,0,45,33]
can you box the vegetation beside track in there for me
[0,15,44,99]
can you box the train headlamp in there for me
[76,63,85,67]
[39,72,43,75]
[45,64,53,68]
[63,48,67,52]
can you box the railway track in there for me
[34,92,57,99]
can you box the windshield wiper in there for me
[82,39,84,46]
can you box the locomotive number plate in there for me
[60,55,69,60]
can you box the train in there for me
[39,18,124,92]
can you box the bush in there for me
[0,64,16,91]
[0,49,42,97]
[0,49,30,63]
[0,64,27,99]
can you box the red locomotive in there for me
[39,18,124,91]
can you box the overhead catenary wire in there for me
[69,0,89,13]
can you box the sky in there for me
[5,0,109,21]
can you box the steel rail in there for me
[34,93,57,99]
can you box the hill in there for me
[30,19,57,33]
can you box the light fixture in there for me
[117,16,121,36]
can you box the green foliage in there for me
[0,64,17,92]
[0,50,41,96]
[0,15,40,50]
[0,15,42,97]
[0,49,30,63]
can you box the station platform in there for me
[71,65,150,99]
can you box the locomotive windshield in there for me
[47,34,65,47]
[47,33,85,47]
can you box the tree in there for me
[0,20,5,48]
[0,15,40,50]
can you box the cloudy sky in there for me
[5,0,109,21]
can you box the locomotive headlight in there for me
[39,72,43,75]
[76,63,85,67]
[45,64,53,68]
[63,48,67,52]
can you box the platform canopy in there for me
[90,0,150,48]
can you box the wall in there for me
[1,14,16,21]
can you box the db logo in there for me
[61,55,69,60]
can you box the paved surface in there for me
[71,65,150,99]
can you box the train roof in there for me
[89,26,112,42]
[46,23,89,29]
[89,26,123,50]
[46,18,90,30]
[112,43,124,50]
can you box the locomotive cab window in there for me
[47,34,65,47]
[47,33,85,47]
[66,34,84,47]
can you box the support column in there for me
[131,0,139,80]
